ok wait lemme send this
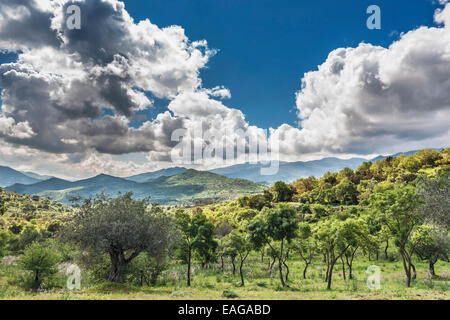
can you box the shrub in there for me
[222,289,239,298]
[19,242,60,289]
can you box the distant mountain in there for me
[209,157,368,184]
[21,171,54,181]
[7,169,265,205]
[0,166,42,187]
[370,149,441,162]
[125,167,187,182]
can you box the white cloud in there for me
[274,3,450,157]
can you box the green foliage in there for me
[334,179,359,205]
[270,181,293,203]
[222,289,239,298]
[175,210,218,285]
[237,194,270,210]
[0,229,10,257]
[221,229,252,285]
[411,225,449,275]
[126,253,167,286]
[0,189,73,218]
[416,170,450,229]
[369,184,424,287]
[18,241,60,289]
[248,204,299,287]
[65,192,171,283]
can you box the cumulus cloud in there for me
[0,0,221,156]
[273,3,450,158]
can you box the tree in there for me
[247,204,298,287]
[369,185,423,287]
[222,229,252,286]
[314,218,367,289]
[19,242,60,289]
[295,222,316,279]
[411,225,449,276]
[417,171,450,229]
[291,177,318,201]
[126,253,168,286]
[270,181,294,203]
[334,179,359,205]
[175,210,217,286]
[65,193,168,283]
[0,196,6,216]
[337,167,356,183]
[0,229,10,257]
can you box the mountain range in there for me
[0,149,431,204]
[6,169,266,205]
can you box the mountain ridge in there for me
[6,169,265,205]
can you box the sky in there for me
[0,0,449,179]
[122,0,439,129]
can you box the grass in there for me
[1,252,449,300]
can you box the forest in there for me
[0,148,449,300]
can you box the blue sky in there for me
[121,0,438,129]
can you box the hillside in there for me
[0,188,74,218]
[125,167,186,182]
[6,169,266,205]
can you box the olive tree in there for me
[417,172,450,229]
[411,225,449,276]
[65,193,170,283]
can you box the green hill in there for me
[6,169,266,205]
[0,188,74,218]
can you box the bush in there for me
[222,289,239,299]
[19,242,60,289]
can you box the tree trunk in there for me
[401,251,412,288]
[108,251,127,283]
[303,263,310,279]
[429,261,435,276]
[269,257,275,277]
[231,256,236,275]
[187,247,192,286]
[341,258,346,280]
[384,240,389,260]
[239,264,245,286]
[34,270,40,288]
[283,260,290,282]
[220,255,224,271]
[411,263,416,280]
[278,259,288,287]
[327,260,335,290]
[345,248,357,280]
